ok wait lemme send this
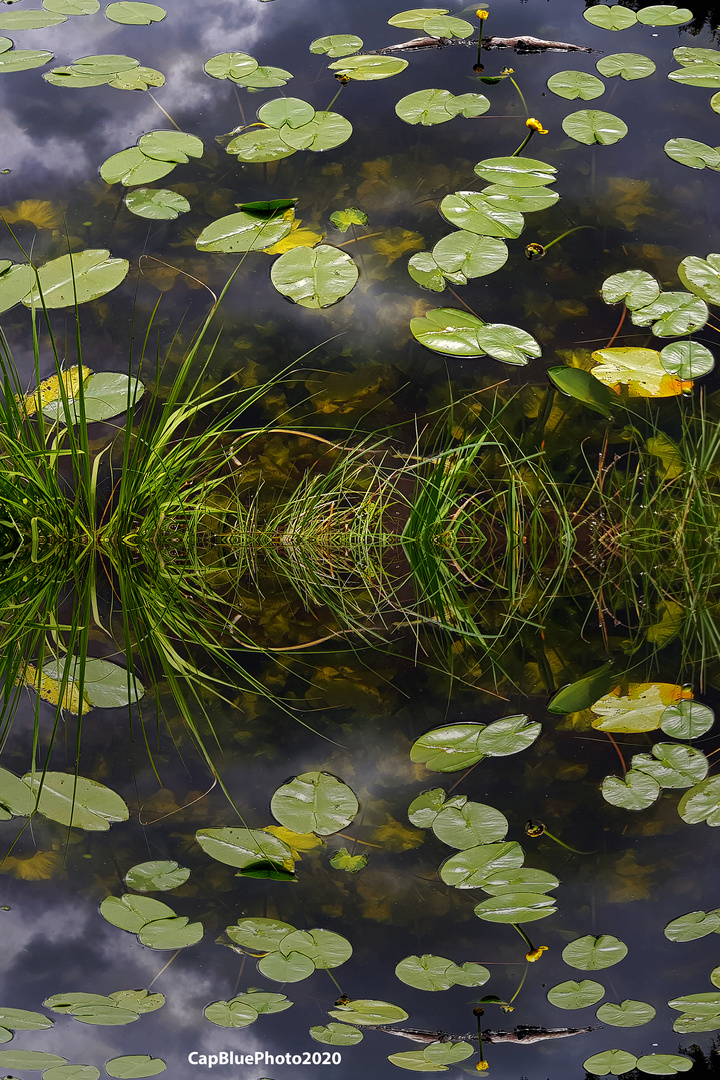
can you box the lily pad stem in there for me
[508,76,528,117]
[325,85,344,113]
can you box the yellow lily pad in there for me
[591,683,693,732]
[591,347,693,397]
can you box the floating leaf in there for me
[105,2,166,23]
[45,993,119,1013]
[204,999,258,1028]
[395,954,463,991]
[105,1057,166,1079]
[125,188,189,220]
[100,148,174,186]
[602,270,661,309]
[270,771,358,836]
[474,891,557,922]
[0,1007,52,1030]
[547,70,605,100]
[631,743,708,788]
[258,97,315,130]
[100,894,174,933]
[432,232,507,279]
[0,1051,67,1069]
[440,191,524,238]
[669,65,720,87]
[583,1050,639,1076]
[596,53,656,79]
[602,770,661,810]
[24,772,129,830]
[42,1068,101,1080]
[330,206,368,231]
[328,1000,409,1026]
[68,1005,139,1026]
[661,700,714,740]
[226,917,296,952]
[109,991,164,1014]
[327,55,408,80]
[257,950,315,982]
[596,1000,656,1027]
[547,980,605,1009]
[637,3,691,22]
[280,111,352,152]
[673,1013,720,1033]
[480,868,559,895]
[410,721,486,770]
[583,4,637,28]
[591,349,693,397]
[196,828,293,870]
[234,65,292,91]
[562,109,628,145]
[408,252,449,291]
[270,244,358,308]
[330,848,368,872]
[636,1055,693,1075]
[279,928,352,969]
[678,776,720,825]
[476,325,542,366]
[196,210,292,253]
[664,909,720,941]
[481,184,559,212]
[395,88,489,125]
[473,155,557,187]
[664,138,720,170]
[311,1023,364,1045]
[39,657,144,702]
[547,367,614,419]
[440,841,525,888]
[0,766,36,817]
[310,34,363,57]
[476,714,541,755]
[0,47,54,71]
[389,8,449,29]
[125,860,190,892]
[44,0,98,12]
[204,52,258,81]
[630,291,709,337]
[423,14,473,37]
[137,130,202,163]
[660,341,713,385]
[0,10,65,27]
[432,801,508,848]
[678,252,720,303]
[562,935,628,970]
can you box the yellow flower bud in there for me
[525,946,549,962]
[476,8,489,17]
[525,117,548,134]
[476,1062,490,1071]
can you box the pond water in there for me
[2,0,720,1078]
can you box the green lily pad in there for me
[423,14,473,37]
[410,721,487,770]
[673,1013,720,1033]
[408,788,447,826]
[0,766,36,817]
[125,188,190,220]
[330,206,368,231]
[125,860,190,892]
[631,743,708,788]
[480,868,559,894]
[480,184,559,211]
[547,70,605,100]
[107,65,164,90]
[583,1050,639,1075]
[105,1057,166,1079]
[226,127,297,162]
[440,191,524,238]
[661,700,715,739]
[24,772,129,830]
[389,8,449,29]
[664,138,720,169]
[395,88,489,125]
[44,993,117,1013]
[235,991,292,1014]
[476,714,542,753]
[258,97,315,130]
[196,209,292,252]
[42,1068,101,1080]
[547,980,605,1009]
[196,827,293,869]
[204,52,258,81]
[674,46,720,64]
[100,894,175,932]
[432,801,508,848]
[637,4,691,22]
[425,1043,474,1065]
[562,109,628,145]
[636,1055,693,1075]
[0,1051,67,1069]
[440,841,525,888]
[0,10,65,27]
[43,0,99,12]
[395,954,462,991]
[44,67,113,87]
[669,65,720,87]
[68,1005,139,1026]
[0,47,54,71]
[664,909,720,941]
[137,130,203,162]
[328,1000,409,1026]
[271,772,358,836]
[72,54,139,74]
[596,52,656,79]
[678,776,720,825]
[669,993,720,1015]
[330,847,367,872]
[327,55,408,80]
[583,4,637,29]
[108,991,164,1014]
[138,916,203,949]
[596,1000,656,1026]
[39,657,144,703]
[279,111,352,152]
[432,232,507,280]
[234,65,293,91]
[602,269,661,308]
[310,1023,364,1045]
[630,291,708,336]
[279,928,352,969]
[473,155,557,187]
[474,891,557,922]
[602,769,661,809]
[257,949,315,982]
[408,252,450,291]
[562,934,628,970]
[204,1000,258,1028]
[678,252,720,303]
[101,147,175,186]
[387,1050,448,1071]
[0,1007,52,1030]
[105,2,166,23]
[271,244,358,308]
[547,366,614,418]
[310,34,363,57]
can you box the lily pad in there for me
[583,5,638,29]
[105,1057,166,1079]
[602,770,661,810]
[39,657,144,703]
[678,252,720,303]
[279,111,352,152]
[0,766,36,817]
[636,1055,693,1075]
[630,291,709,336]
[328,55,408,80]
[271,771,358,835]
[196,209,292,252]
[330,207,368,231]
[310,34,363,57]
[226,127,297,162]
[664,138,720,170]
[44,0,99,12]
[562,109,628,145]
[474,155,557,187]
[596,1000,656,1027]
[24,772,129,830]
[0,47,54,71]
[562,934,628,970]
[0,1051,67,1069]
[257,949,315,982]
[637,4,691,22]
[583,1050,639,1076]
[279,928,352,969]
[432,801,508,848]
[43,1068,101,1080]
[204,52,258,81]
[602,269,661,308]
[101,148,175,186]
[474,891,557,922]
[389,9,449,29]
[125,189,190,220]
[139,916,203,950]
[410,721,487,770]
[270,244,358,308]
[664,909,720,941]
[137,130,203,163]
[100,894,175,932]
[548,366,615,418]
[669,65,720,87]
[258,97,315,130]
[310,1023,364,1045]
[105,2,166,23]
[439,841,525,888]
[678,776,720,825]
[432,232,507,279]
[661,700,714,739]
[591,349,693,396]
[0,10,65,27]
[108,65,164,90]
[440,191,524,238]
[204,999,258,1028]
[234,65,293,91]
[396,88,489,124]
[631,743,708,788]
[395,954,464,991]
[328,1000,409,1026]
[226,917,296,952]
[0,1007,52,1030]
[125,860,190,892]
[596,52,656,79]
[475,714,542,754]
[330,848,368,872]
[547,70,605,100]
[481,184,559,212]
[480,868,559,895]
[196,827,293,869]
[547,980,605,1009]
[423,14,474,37]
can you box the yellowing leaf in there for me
[646,433,685,478]
[21,663,91,715]
[264,825,325,860]
[371,228,424,264]
[0,199,62,230]
[370,816,424,851]
[591,347,692,397]
[1,850,63,880]
[21,365,92,417]
[264,219,325,254]
[591,683,693,732]
[645,601,684,646]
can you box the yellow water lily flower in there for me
[526,945,549,962]
[476,9,489,18]
[476,1061,490,1071]
[526,118,548,133]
